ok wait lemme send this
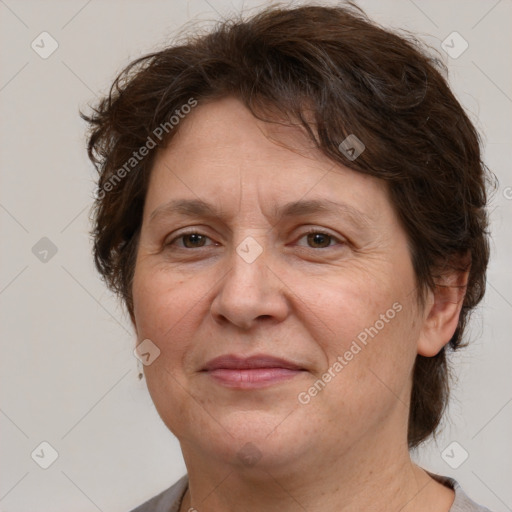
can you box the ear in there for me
[417,264,470,357]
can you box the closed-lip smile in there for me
[201,354,306,389]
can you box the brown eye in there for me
[306,232,333,248]
[166,231,215,249]
[181,233,208,248]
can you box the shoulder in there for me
[427,472,494,512]
[129,474,188,512]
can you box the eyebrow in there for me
[148,198,371,228]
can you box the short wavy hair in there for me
[83,2,491,448]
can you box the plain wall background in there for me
[1,0,511,511]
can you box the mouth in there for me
[201,354,306,389]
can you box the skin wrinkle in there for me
[83,3,491,456]
[130,97,462,512]
[80,5,492,508]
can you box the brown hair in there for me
[83,2,491,448]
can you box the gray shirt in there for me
[130,473,493,512]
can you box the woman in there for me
[83,3,492,511]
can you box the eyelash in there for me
[165,228,344,250]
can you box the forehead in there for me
[144,96,394,226]
[163,96,322,164]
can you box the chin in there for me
[202,411,312,468]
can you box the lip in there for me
[201,354,306,389]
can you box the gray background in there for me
[0,0,511,511]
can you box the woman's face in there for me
[132,96,426,471]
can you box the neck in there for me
[179,426,454,512]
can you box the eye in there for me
[165,229,344,250]
[166,231,216,249]
[296,229,344,249]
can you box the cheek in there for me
[132,268,204,436]
[133,265,192,340]
[132,263,226,386]
[290,268,400,353]
[293,270,418,411]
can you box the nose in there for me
[209,238,289,331]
